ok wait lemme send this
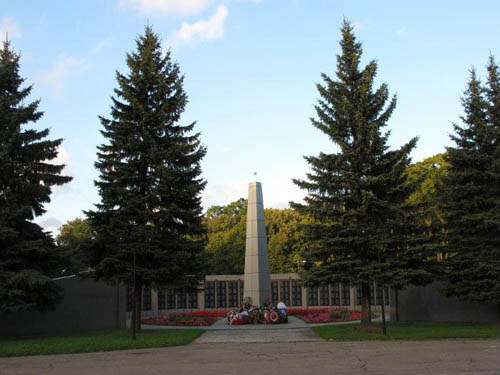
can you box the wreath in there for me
[262,309,271,323]
[270,311,279,323]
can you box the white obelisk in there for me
[243,182,271,306]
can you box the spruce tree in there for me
[87,27,207,336]
[292,21,432,327]
[442,61,500,308]
[0,40,72,312]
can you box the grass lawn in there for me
[0,329,204,357]
[312,322,500,341]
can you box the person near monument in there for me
[277,301,287,318]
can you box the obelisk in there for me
[243,182,271,306]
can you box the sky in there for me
[2,0,500,234]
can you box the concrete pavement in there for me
[1,339,500,375]
[194,315,321,343]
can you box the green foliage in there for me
[440,58,500,305]
[406,153,450,208]
[405,153,450,262]
[0,40,72,313]
[265,208,308,273]
[87,27,207,297]
[291,21,432,325]
[204,198,247,274]
[203,199,307,274]
[0,329,204,357]
[56,218,92,274]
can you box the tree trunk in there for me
[360,282,372,329]
[134,284,142,333]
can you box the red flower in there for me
[288,307,343,315]
[189,310,229,317]
[293,309,365,323]
[141,313,218,326]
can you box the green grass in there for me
[0,329,204,357]
[312,322,500,341]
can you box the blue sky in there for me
[2,0,499,234]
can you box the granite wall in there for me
[396,282,499,323]
[0,276,126,336]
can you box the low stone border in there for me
[140,313,388,331]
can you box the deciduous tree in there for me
[204,198,247,275]
[56,218,92,275]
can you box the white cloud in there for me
[352,21,362,32]
[50,147,71,169]
[264,178,305,209]
[202,182,245,209]
[37,217,63,234]
[35,55,89,95]
[46,147,73,195]
[0,17,23,40]
[119,0,212,15]
[396,27,407,36]
[202,177,306,211]
[92,38,110,53]
[168,4,228,46]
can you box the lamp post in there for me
[377,250,387,336]
[131,248,137,340]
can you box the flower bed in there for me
[288,307,333,315]
[189,310,229,317]
[290,308,371,324]
[142,308,370,326]
[142,312,218,326]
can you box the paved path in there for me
[2,340,499,374]
[143,314,388,343]
[194,316,321,343]
[143,314,390,343]
[144,315,322,343]
[143,314,310,331]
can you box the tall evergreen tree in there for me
[486,56,500,135]
[292,21,432,327]
[441,61,500,308]
[87,27,207,336]
[0,40,72,312]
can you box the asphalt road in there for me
[1,339,500,375]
